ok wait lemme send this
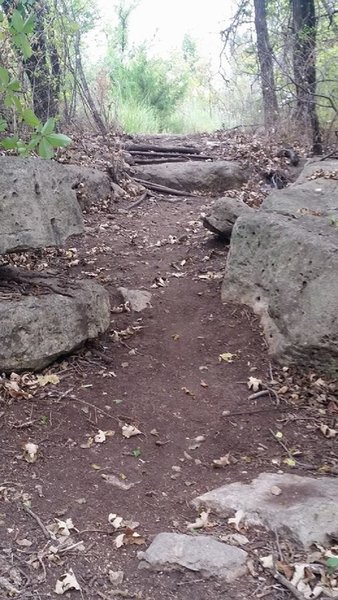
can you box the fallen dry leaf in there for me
[228,509,245,531]
[108,514,124,529]
[55,569,81,595]
[320,424,337,438]
[187,510,211,531]
[37,374,60,387]
[115,533,125,548]
[247,376,262,392]
[122,424,142,438]
[188,435,206,450]
[22,442,39,463]
[94,429,114,443]
[101,474,135,490]
[219,352,237,363]
[213,453,237,468]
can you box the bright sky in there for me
[87,0,235,65]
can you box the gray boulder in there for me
[222,159,338,372]
[134,160,246,194]
[138,533,247,581]
[203,196,255,240]
[0,279,110,371]
[64,163,112,210]
[192,473,338,549]
[0,156,84,254]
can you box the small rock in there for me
[203,196,254,241]
[108,570,124,586]
[118,287,152,312]
[138,532,247,581]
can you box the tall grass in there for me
[116,96,223,134]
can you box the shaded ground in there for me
[0,133,337,599]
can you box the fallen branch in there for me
[129,150,213,160]
[124,143,200,154]
[133,177,195,197]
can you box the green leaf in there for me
[132,447,141,458]
[11,9,25,33]
[12,95,23,112]
[13,32,32,59]
[22,108,41,127]
[41,117,55,135]
[0,66,9,87]
[8,79,21,92]
[0,117,7,132]
[45,132,71,148]
[327,556,338,570]
[4,93,15,108]
[0,136,19,150]
[38,138,54,159]
[22,13,35,34]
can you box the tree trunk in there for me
[253,0,279,129]
[292,0,322,154]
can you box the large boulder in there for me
[134,160,246,193]
[63,163,112,209]
[0,157,84,254]
[221,159,338,372]
[0,279,110,372]
[203,196,255,240]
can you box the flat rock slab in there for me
[138,533,247,581]
[118,287,152,312]
[134,161,246,193]
[0,279,110,372]
[193,473,338,548]
[0,156,84,254]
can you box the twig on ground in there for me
[22,504,50,540]
[248,387,280,406]
[126,191,150,211]
[248,390,271,400]
[69,397,120,423]
[269,429,315,469]
[273,570,307,600]
[274,528,284,562]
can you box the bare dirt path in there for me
[0,171,335,599]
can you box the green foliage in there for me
[113,48,188,122]
[326,556,338,571]
[0,1,71,157]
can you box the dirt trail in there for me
[0,188,329,599]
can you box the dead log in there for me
[123,143,200,154]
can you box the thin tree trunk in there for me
[253,0,279,129]
[74,31,107,136]
[292,0,322,154]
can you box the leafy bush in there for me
[0,1,71,158]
